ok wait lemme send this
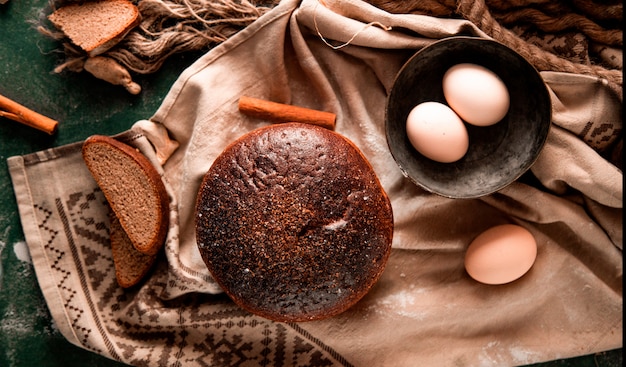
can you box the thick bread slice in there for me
[82,135,169,256]
[48,0,140,57]
[109,210,157,288]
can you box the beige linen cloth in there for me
[7,0,622,366]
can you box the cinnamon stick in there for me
[0,93,59,135]
[238,96,336,130]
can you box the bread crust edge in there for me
[82,134,170,256]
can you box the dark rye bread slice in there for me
[195,123,394,322]
[82,135,169,256]
[48,0,140,57]
[109,210,157,288]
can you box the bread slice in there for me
[82,135,169,256]
[48,0,140,57]
[109,210,157,288]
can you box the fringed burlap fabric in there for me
[44,0,622,100]
[10,0,622,366]
[42,0,281,74]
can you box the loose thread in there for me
[313,0,392,50]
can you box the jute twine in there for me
[364,0,622,164]
[365,0,622,100]
[43,0,621,101]
[109,0,280,74]
[456,0,622,101]
[42,0,280,74]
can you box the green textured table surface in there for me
[0,1,621,366]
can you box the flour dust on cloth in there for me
[7,0,622,366]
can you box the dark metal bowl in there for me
[385,36,551,198]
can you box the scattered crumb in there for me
[13,241,32,264]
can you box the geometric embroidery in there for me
[578,121,621,152]
[44,188,353,366]
[510,26,622,155]
[511,26,590,65]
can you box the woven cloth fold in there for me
[8,0,622,366]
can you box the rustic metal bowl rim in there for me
[385,36,551,199]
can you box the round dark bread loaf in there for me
[195,123,393,322]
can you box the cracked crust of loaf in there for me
[82,134,169,256]
[195,123,394,322]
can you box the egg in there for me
[443,63,510,127]
[464,224,537,285]
[405,102,469,163]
